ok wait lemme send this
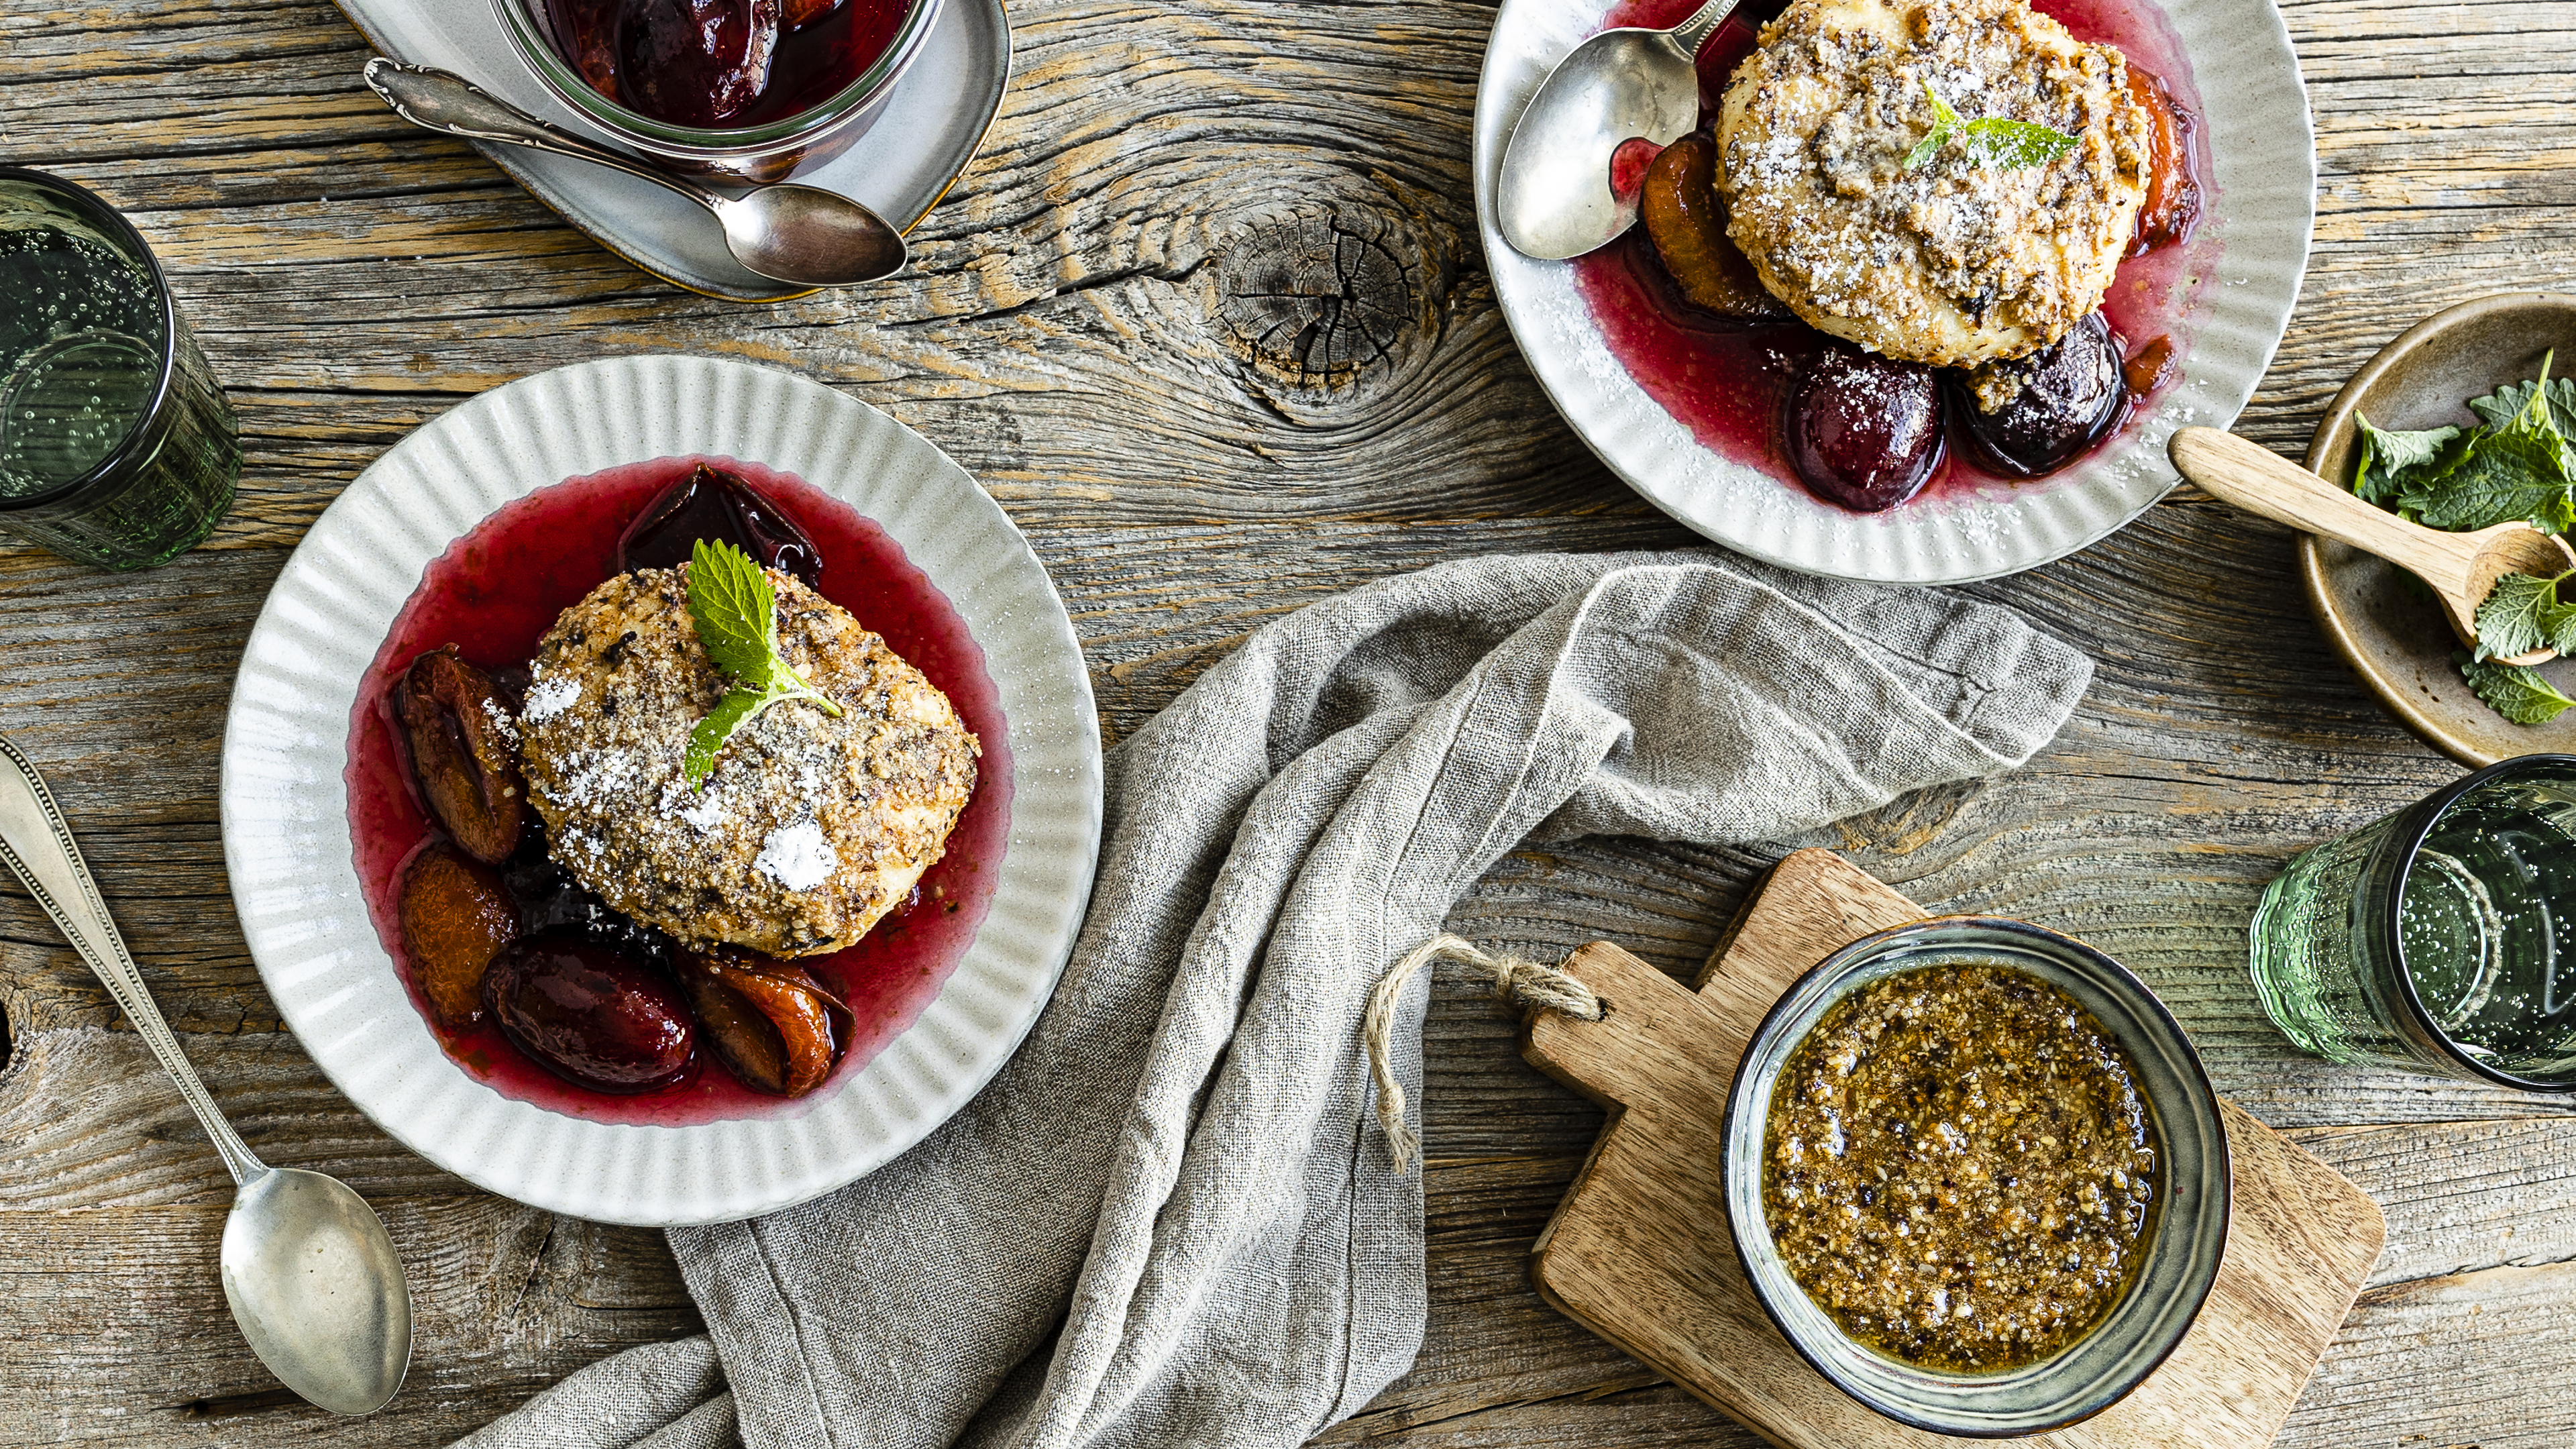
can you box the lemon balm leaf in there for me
[1957,117,2080,169]
[2457,651,2576,725]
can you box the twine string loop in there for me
[1362,933,1605,1173]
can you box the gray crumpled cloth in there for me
[453,549,2092,1449]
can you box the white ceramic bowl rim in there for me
[218,355,1104,1226]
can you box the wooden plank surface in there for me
[3,0,2576,1442]
[1521,851,2382,1449]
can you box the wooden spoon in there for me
[2169,426,2576,665]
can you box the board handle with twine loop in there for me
[1362,934,1607,1173]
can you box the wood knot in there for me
[1212,197,1452,421]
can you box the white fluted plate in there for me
[1474,0,2314,584]
[219,355,1102,1226]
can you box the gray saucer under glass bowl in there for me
[323,0,1008,300]
[2301,292,2576,766]
[1719,916,2232,1438]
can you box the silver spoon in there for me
[0,735,411,1415]
[362,58,908,288]
[1497,0,1741,260]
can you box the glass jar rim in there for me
[2376,751,2576,1091]
[0,166,180,517]
[491,0,940,152]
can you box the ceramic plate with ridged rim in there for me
[1474,0,2314,584]
[218,355,1102,1226]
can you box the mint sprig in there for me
[1904,83,2080,172]
[2457,650,2576,725]
[2359,352,2576,535]
[683,537,844,786]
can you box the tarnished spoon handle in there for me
[1669,0,1741,59]
[361,58,720,209]
[0,735,265,1185]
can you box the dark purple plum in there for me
[1784,345,1945,513]
[483,930,696,1093]
[1953,313,2128,478]
[612,0,780,127]
[618,462,821,587]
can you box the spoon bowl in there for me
[222,1169,414,1415]
[2169,426,2575,665]
[1496,0,1739,260]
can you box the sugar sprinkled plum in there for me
[394,649,527,865]
[1784,345,1945,512]
[483,931,697,1093]
[1954,313,2127,478]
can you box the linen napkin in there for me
[453,549,2091,1449]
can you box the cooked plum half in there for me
[1785,345,1945,512]
[484,931,696,1093]
[398,843,519,1030]
[1954,312,2128,478]
[782,0,841,25]
[395,648,527,865]
[614,0,782,127]
[550,0,621,97]
[676,949,845,1097]
[2125,66,2198,255]
[619,462,821,588]
[1640,133,1789,322]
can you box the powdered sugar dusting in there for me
[523,675,582,722]
[755,819,839,892]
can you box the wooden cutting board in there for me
[1521,848,2385,1449]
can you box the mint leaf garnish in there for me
[1957,118,2080,169]
[2468,352,2576,439]
[2473,569,2576,660]
[682,537,845,786]
[2351,413,2465,504]
[2457,650,2576,724]
[2406,427,2570,532]
[1904,83,2076,171]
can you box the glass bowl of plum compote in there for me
[493,0,941,182]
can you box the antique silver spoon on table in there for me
[362,58,907,288]
[1496,0,1740,260]
[0,735,411,1415]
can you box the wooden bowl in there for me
[2301,292,2576,765]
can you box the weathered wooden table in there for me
[2,0,2571,1442]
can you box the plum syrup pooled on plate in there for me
[1574,0,2208,513]
[347,458,1011,1126]
[546,0,912,127]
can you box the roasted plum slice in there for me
[394,648,527,865]
[483,930,696,1093]
[614,0,782,127]
[1784,345,1945,512]
[549,0,621,97]
[398,843,519,1030]
[676,949,845,1097]
[1953,313,2128,478]
[2125,65,2198,255]
[619,462,821,588]
[1640,133,1788,322]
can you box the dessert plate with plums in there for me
[328,0,1008,300]
[1477,0,2314,584]
[219,355,1102,1225]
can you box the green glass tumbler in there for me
[0,167,238,570]
[2247,754,2576,1089]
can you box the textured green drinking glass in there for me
[2247,753,2576,1089]
[0,166,238,570]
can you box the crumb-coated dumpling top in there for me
[1718,0,2149,366]
[517,564,978,959]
